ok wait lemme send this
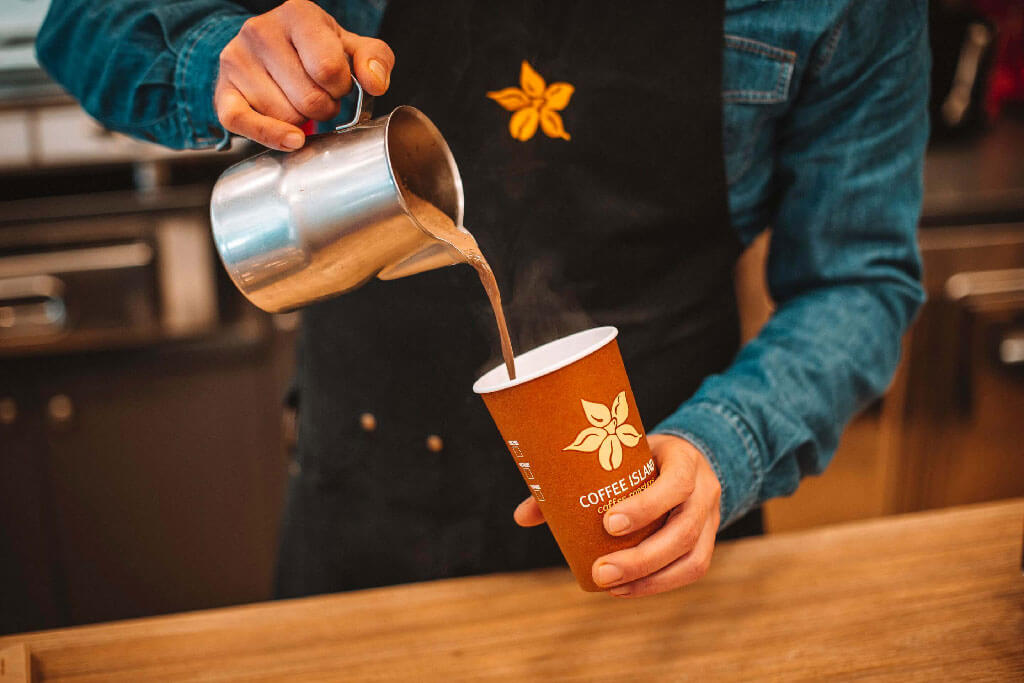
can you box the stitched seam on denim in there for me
[809,4,851,78]
[724,35,797,65]
[723,35,795,103]
[775,60,793,101]
[708,403,761,515]
[688,401,762,518]
[723,90,784,104]
[726,0,781,9]
[177,19,220,146]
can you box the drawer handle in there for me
[999,333,1024,367]
[945,268,1024,309]
[0,275,67,337]
[0,242,152,279]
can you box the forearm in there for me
[654,0,929,527]
[653,278,922,526]
[36,0,250,150]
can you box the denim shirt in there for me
[37,0,928,529]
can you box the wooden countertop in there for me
[2,500,1022,681]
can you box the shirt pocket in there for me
[722,35,796,184]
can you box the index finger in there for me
[288,19,351,99]
[602,449,696,536]
[513,496,547,527]
[216,87,305,151]
[339,30,395,95]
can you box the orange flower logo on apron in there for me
[486,61,574,141]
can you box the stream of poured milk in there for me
[404,193,517,380]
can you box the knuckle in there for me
[679,564,701,586]
[694,555,712,580]
[311,57,345,84]
[256,123,275,145]
[641,499,665,524]
[637,500,667,527]
[678,521,701,552]
[240,16,259,34]
[672,461,697,494]
[282,0,320,20]
[630,551,656,580]
[239,18,258,39]
[218,107,241,131]
[298,88,331,115]
[283,110,307,126]
[683,555,712,585]
[219,43,242,69]
[240,16,272,45]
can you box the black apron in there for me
[275,0,759,598]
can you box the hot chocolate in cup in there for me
[474,326,662,592]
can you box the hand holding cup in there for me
[476,327,702,592]
[516,433,722,597]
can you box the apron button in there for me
[426,434,443,453]
[0,397,16,425]
[359,412,377,432]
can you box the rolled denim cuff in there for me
[651,401,763,529]
[175,12,249,150]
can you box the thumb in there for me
[341,30,395,95]
[514,496,547,527]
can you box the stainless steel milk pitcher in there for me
[210,79,465,313]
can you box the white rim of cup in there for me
[472,326,618,394]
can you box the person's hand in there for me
[215,0,395,151]
[514,433,722,597]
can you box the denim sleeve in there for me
[35,0,256,150]
[653,0,929,527]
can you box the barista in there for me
[37,0,928,598]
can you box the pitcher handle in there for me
[335,76,374,131]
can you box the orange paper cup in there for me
[473,327,661,591]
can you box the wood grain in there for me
[0,644,31,682]
[2,500,1022,681]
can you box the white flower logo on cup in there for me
[563,391,643,471]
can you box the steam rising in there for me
[487,253,594,371]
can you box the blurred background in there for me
[2,0,1023,635]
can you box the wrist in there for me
[651,401,762,528]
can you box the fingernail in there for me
[595,563,623,586]
[283,132,304,150]
[368,59,388,89]
[606,513,631,535]
[610,586,632,597]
